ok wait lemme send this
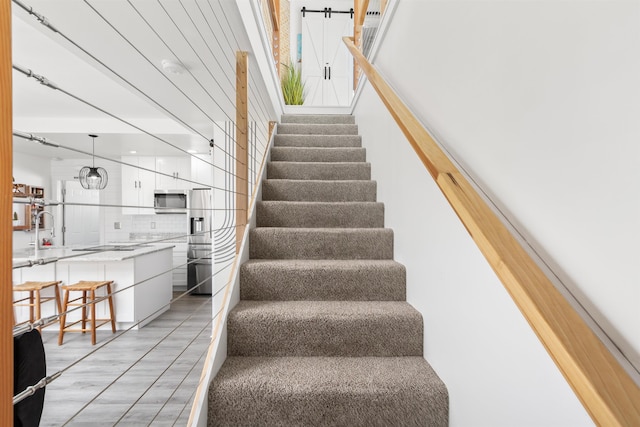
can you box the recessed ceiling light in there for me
[187,149,197,154]
[161,59,186,75]
[129,150,137,154]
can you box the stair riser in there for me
[240,262,406,301]
[267,162,371,180]
[209,357,449,427]
[262,180,377,202]
[250,228,394,259]
[275,134,362,147]
[228,307,423,357]
[271,147,366,162]
[257,202,384,228]
[278,124,358,135]
[281,114,356,124]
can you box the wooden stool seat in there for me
[13,281,62,331]
[58,280,116,345]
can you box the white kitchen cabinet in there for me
[121,156,156,215]
[190,154,214,188]
[156,157,191,190]
[13,245,174,330]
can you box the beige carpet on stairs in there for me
[208,114,448,426]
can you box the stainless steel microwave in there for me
[154,190,187,214]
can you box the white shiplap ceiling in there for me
[12,0,275,160]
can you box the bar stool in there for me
[58,280,116,345]
[13,281,62,331]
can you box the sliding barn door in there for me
[301,14,325,105]
[301,10,353,106]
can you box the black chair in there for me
[14,329,46,427]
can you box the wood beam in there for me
[0,0,12,423]
[268,0,280,31]
[343,35,640,427]
[235,51,248,254]
[268,0,280,75]
[353,0,369,90]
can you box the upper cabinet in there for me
[190,154,214,188]
[121,156,156,215]
[155,157,191,190]
[121,156,193,214]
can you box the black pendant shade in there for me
[79,134,108,190]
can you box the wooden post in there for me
[0,0,13,423]
[268,121,277,141]
[269,0,280,76]
[353,0,369,90]
[235,51,249,254]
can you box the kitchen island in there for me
[12,244,174,331]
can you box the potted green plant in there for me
[281,61,305,105]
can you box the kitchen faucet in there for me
[34,210,55,260]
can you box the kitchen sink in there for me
[72,244,150,252]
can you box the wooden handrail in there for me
[1,0,13,424]
[267,0,280,76]
[343,35,640,427]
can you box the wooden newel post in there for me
[1,0,13,423]
[353,0,369,90]
[235,51,249,254]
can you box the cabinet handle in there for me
[328,66,331,80]
[134,181,138,189]
[324,66,327,80]
[138,180,141,188]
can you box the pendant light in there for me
[79,134,108,190]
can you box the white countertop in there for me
[13,243,175,265]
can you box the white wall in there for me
[355,83,592,427]
[351,0,640,424]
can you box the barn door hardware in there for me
[301,7,354,19]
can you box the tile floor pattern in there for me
[36,293,213,426]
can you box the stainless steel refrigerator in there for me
[187,188,213,295]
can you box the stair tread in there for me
[213,356,444,391]
[262,179,377,202]
[267,162,371,180]
[228,301,423,357]
[242,258,403,267]
[231,300,420,318]
[252,226,391,232]
[210,356,448,426]
[275,134,362,147]
[250,227,394,260]
[257,201,384,228]
[277,123,358,135]
[240,259,405,301]
[271,147,366,162]
[281,114,356,124]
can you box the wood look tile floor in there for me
[37,293,213,426]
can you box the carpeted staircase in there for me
[208,114,448,426]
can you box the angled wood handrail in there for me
[343,36,640,427]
